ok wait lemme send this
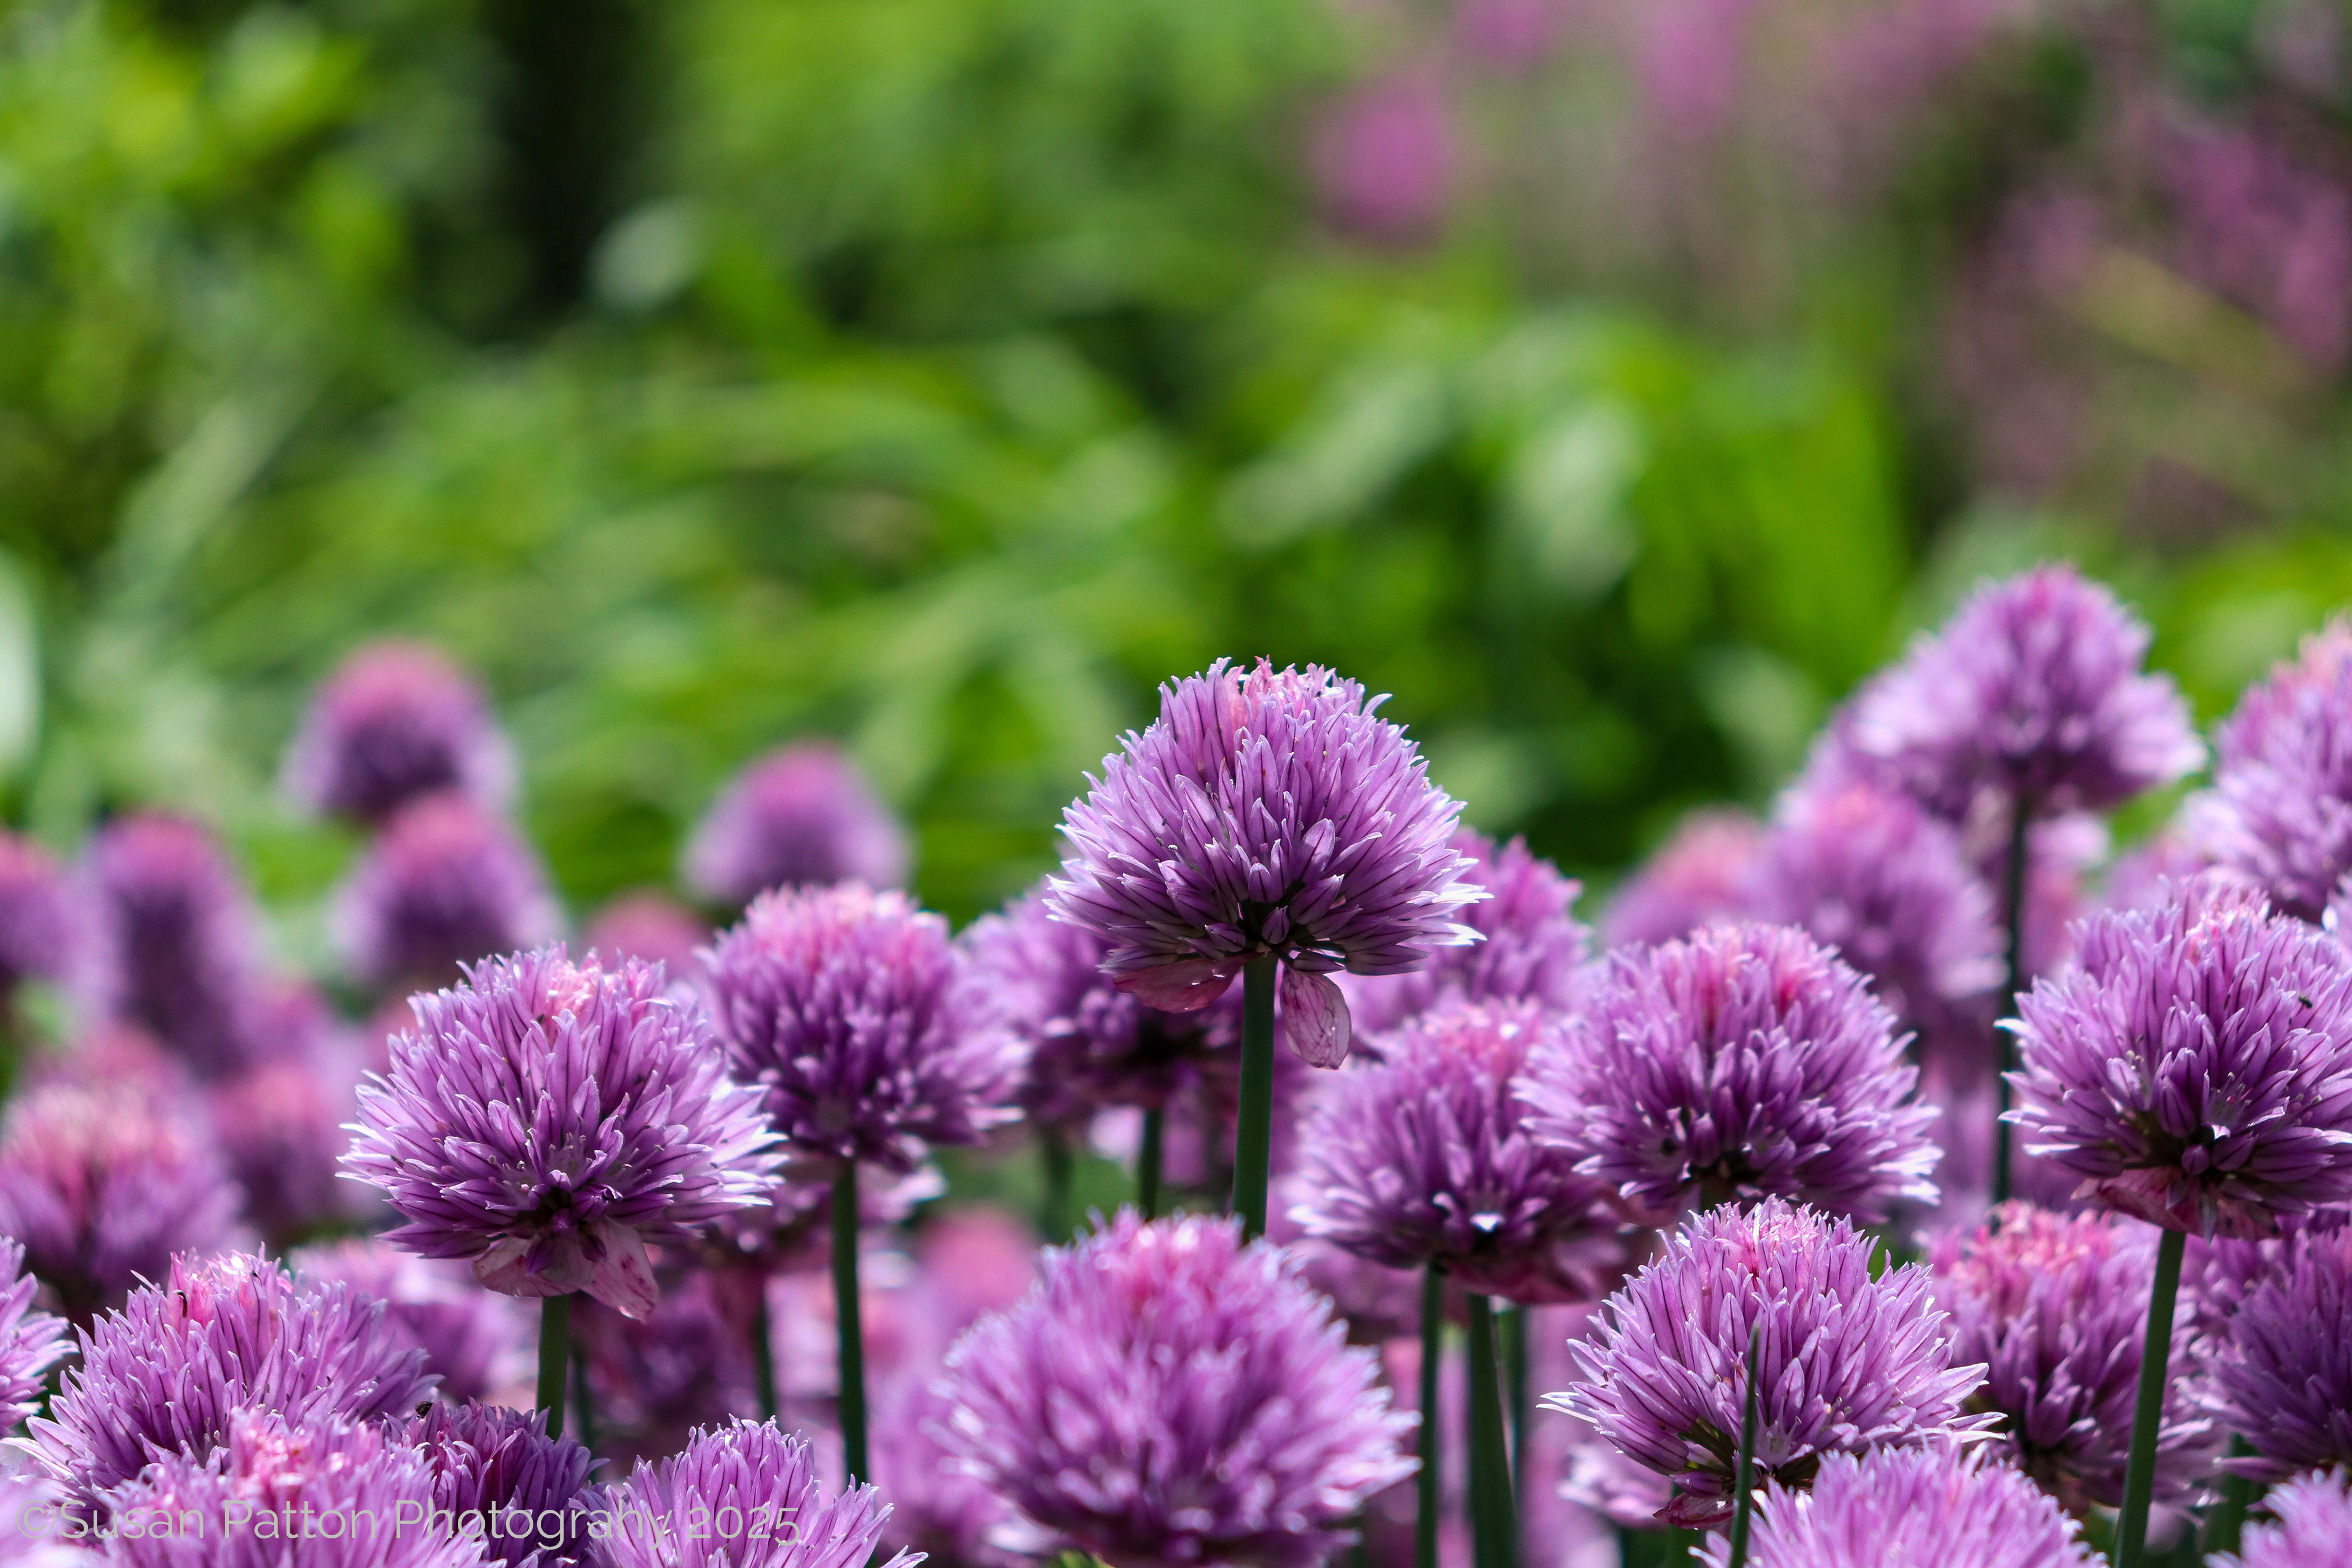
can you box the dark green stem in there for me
[1138,1105,1165,1220]
[1232,954,1278,1240]
[1724,1324,1763,1568]
[570,1337,595,1450]
[1504,1304,1528,1504]
[1466,1293,1517,1568]
[536,1293,571,1439]
[833,1168,868,1482]
[751,1275,778,1422]
[2207,1437,2257,1557]
[1993,795,2032,1205]
[2116,1227,2187,1568]
[1418,1265,1443,1568]
[1041,1127,1074,1243]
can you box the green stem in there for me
[2116,1227,2187,1568]
[570,1337,595,1450]
[1138,1105,1165,1220]
[1418,1265,1443,1568]
[1041,1127,1074,1243]
[833,1168,869,1483]
[1232,954,1278,1240]
[2207,1437,2256,1557]
[1505,1304,1528,1505]
[1724,1323,1762,1568]
[536,1293,571,1439]
[751,1275,778,1422]
[1993,796,2032,1206]
[1466,1293,1517,1568]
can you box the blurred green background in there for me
[4,0,2350,950]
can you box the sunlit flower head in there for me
[1697,1445,2099,1568]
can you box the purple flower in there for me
[344,947,780,1318]
[1843,565,2202,823]
[0,1472,88,1568]
[207,1015,364,1248]
[0,1237,66,1432]
[0,1080,246,1321]
[685,742,909,909]
[1929,1203,2211,1510]
[934,1211,1415,1568]
[1696,1445,2099,1568]
[586,891,711,978]
[2203,1220,2352,1480]
[85,813,264,1080]
[601,1419,914,1568]
[1344,830,1588,1043]
[575,1269,760,1464]
[1560,1437,1674,1530]
[2163,118,2352,372]
[956,880,1224,1127]
[0,834,80,995]
[1746,781,2002,1034]
[26,1251,436,1506]
[1520,921,1941,1224]
[1309,73,1455,246]
[388,1400,600,1566]
[874,1377,1017,1568]
[290,1239,530,1407]
[2226,1469,2352,1567]
[706,883,1019,1176]
[1290,1000,1628,1303]
[99,1409,484,1568]
[2007,877,2352,1237]
[1551,1196,1990,1528]
[2188,622,2352,922]
[1599,808,1763,949]
[283,640,513,825]
[334,792,564,991]
[1050,659,1484,1069]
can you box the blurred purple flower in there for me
[2203,1220,2352,1480]
[85,813,264,1080]
[576,1268,761,1464]
[1051,659,1483,1068]
[1696,1445,2099,1568]
[290,1238,530,1408]
[281,640,514,826]
[1560,1436,1674,1530]
[1929,1202,2210,1510]
[388,1400,601,1566]
[207,1012,365,1249]
[101,1409,484,1568]
[0,1472,87,1568]
[934,1211,1415,1568]
[2227,1469,2352,1567]
[2007,877,2352,1237]
[344,947,780,1318]
[875,1377,1018,1568]
[1291,1000,1628,1303]
[685,742,909,909]
[0,1237,65,1432]
[2188,622,2352,922]
[1453,0,1565,72]
[27,1251,436,1506]
[334,792,564,991]
[0,834,79,997]
[0,1080,246,1321]
[1637,0,1758,143]
[586,890,710,979]
[708,883,1019,1176]
[2164,117,2352,371]
[601,1419,913,1568]
[1599,808,1763,949]
[1311,73,1455,245]
[1521,921,1941,1224]
[1344,829,1587,1044]
[1552,1197,1990,1529]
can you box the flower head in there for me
[2226,1469,2352,1568]
[2203,1220,2352,1480]
[0,1238,66,1432]
[26,1252,436,1506]
[0,1080,246,1321]
[283,640,513,825]
[290,1239,529,1407]
[934,1211,1415,1568]
[207,1004,364,1248]
[2007,877,2352,1236]
[0,834,80,996]
[707,883,1019,1175]
[1345,831,1588,1042]
[85,813,264,1080]
[1600,809,1763,950]
[100,1409,484,1568]
[1049,659,1483,1068]
[1551,1197,1989,1528]
[1842,564,2201,821]
[2187,622,2352,921]
[601,1419,914,1568]
[388,1400,601,1566]
[685,742,909,908]
[334,792,564,991]
[1521,922,1941,1224]
[1697,1446,2099,1568]
[1929,1202,2211,1510]
[343,946,780,1318]
[1290,1001,1627,1303]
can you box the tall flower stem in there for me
[2116,1227,2187,1568]
[1724,1323,1763,1568]
[1418,1264,1443,1568]
[535,1293,571,1438]
[2207,1437,2257,1557]
[1041,1126,1074,1242]
[833,1166,869,1483]
[1504,1304,1528,1503]
[1466,1293,1517,1568]
[1992,796,2032,1205]
[750,1278,778,1421]
[1138,1105,1165,1220]
[1233,953,1279,1240]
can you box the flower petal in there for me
[1114,957,1241,1012]
[580,1222,662,1320]
[1281,964,1352,1068]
